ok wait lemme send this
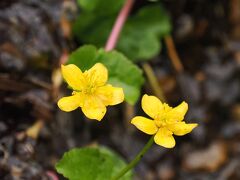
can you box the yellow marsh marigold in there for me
[57,63,124,121]
[131,94,198,148]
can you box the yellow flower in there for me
[131,94,198,148]
[57,63,124,121]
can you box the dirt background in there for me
[0,0,240,179]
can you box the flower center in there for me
[154,104,172,128]
[74,83,97,95]
[154,114,167,127]
[82,84,96,94]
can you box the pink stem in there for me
[105,0,135,51]
[46,171,59,180]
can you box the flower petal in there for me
[167,101,188,121]
[96,85,124,106]
[109,87,124,105]
[131,116,158,135]
[154,127,175,148]
[82,106,106,121]
[168,122,198,136]
[81,96,106,121]
[85,63,108,86]
[141,94,163,119]
[57,94,80,112]
[61,64,85,90]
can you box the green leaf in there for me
[68,45,144,104]
[129,5,171,36]
[117,5,171,61]
[117,27,161,61]
[73,4,171,62]
[74,0,124,42]
[77,0,125,15]
[73,13,115,47]
[56,147,132,180]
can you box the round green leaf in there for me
[77,0,124,15]
[73,4,171,62]
[56,147,132,180]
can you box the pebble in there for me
[183,141,227,172]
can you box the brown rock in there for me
[231,104,240,121]
[182,141,227,172]
[157,159,175,180]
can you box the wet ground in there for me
[0,0,240,179]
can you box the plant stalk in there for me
[105,0,135,51]
[111,136,154,180]
[105,1,155,179]
[142,63,166,102]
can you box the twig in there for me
[105,0,135,51]
[164,35,184,73]
[59,49,69,65]
[26,119,44,139]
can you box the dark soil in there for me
[0,0,240,179]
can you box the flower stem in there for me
[111,136,154,180]
[142,63,167,102]
[105,0,135,51]
[105,1,155,179]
